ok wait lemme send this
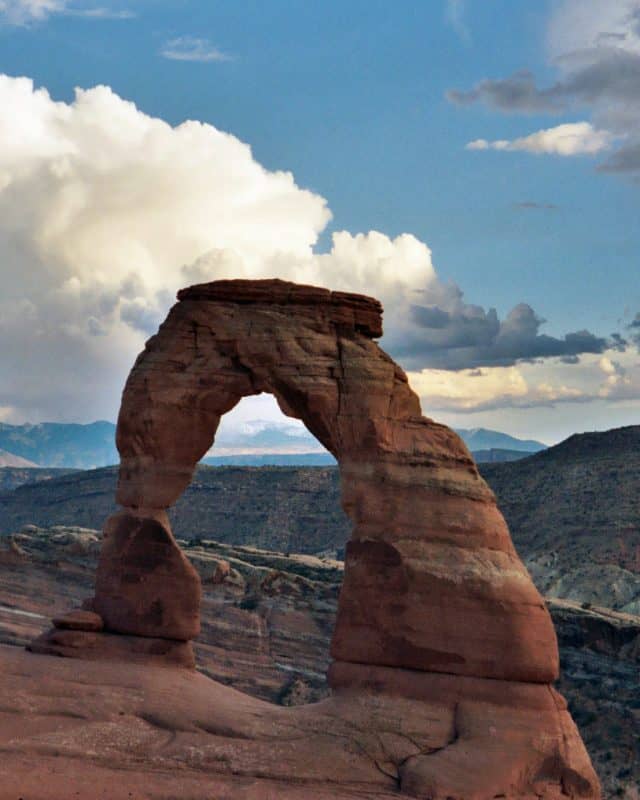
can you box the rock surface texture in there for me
[1,528,636,797]
[25,279,599,799]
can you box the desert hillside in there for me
[1,426,638,612]
[481,425,640,614]
[0,465,345,554]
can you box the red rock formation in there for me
[0,643,596,800]
[111,279,558,682]
[27,278,599,798]
[94,510,201,641]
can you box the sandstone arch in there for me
[96,278,557,684]
[33,278,599,798]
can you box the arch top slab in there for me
[177,278,384,338]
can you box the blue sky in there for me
[0,0,638,443]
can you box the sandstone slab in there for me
[0,644,600,799]
[52,609,104,631]
[28,627,195,667]
[1,528,635,796]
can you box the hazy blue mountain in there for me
[213,419,322,452]
[0,420,546,469]
[455,428,546,453]
[0,421,118,469]
[203,452,337,467]
[471,448,537,463]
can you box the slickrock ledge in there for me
[25,278,600,799]
[0,643,595,800]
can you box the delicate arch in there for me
[96,279,558,684]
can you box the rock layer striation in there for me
[29,278,599,799]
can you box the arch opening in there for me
[174,393,345,556]
[179,393,348,701]
[202,393,336,468]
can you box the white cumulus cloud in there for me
[408,349,640,414]
[0,75,330,421]
[466,122,614,156]
[0,74,632,425]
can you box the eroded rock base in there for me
[1,645,599,800]
[28,604,195,667]
[29,627,195,668]
[331,661,599,799]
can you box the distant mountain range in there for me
[468,448,540,464]
[211,419,326,456]
[456,428,546,453]
[0,422,118,469]
[0,425,637,615]
[0,421,545,469]
[203,453,336,467]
